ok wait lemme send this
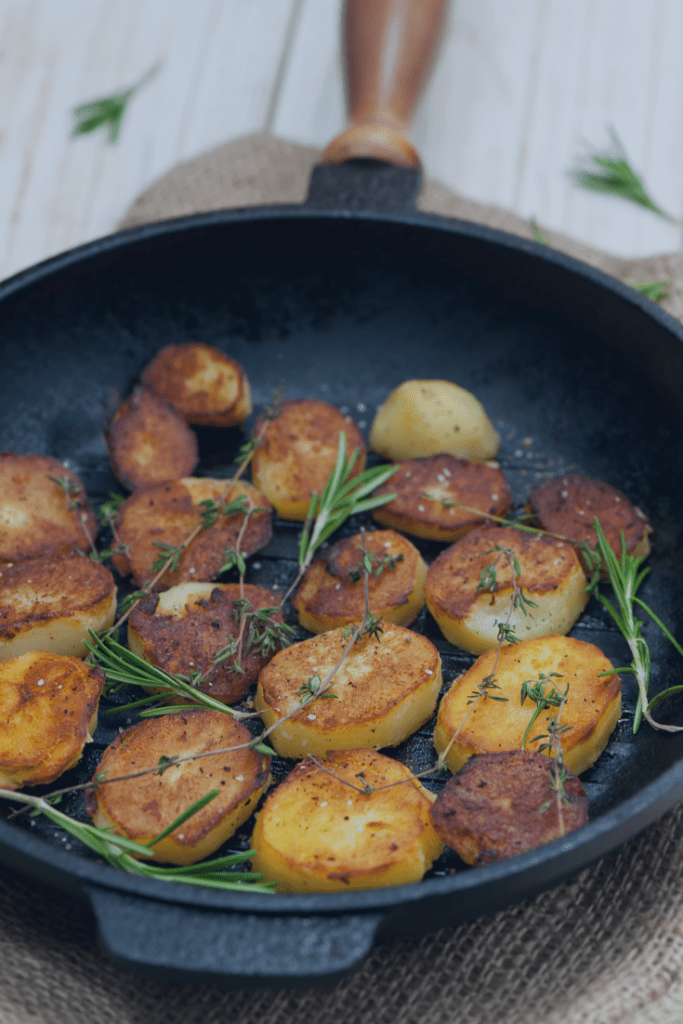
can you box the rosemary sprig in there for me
[0,788,273,893]
[281,434,398,604]
[587,519,683,734]
[570,128,680,224]
[72,65,159,143]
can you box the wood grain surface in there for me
[1,0,683,282]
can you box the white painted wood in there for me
[2,0,683,284]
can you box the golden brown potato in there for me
[255,621,441,759]
[86,711,270,865]
[0,453,97,565]
[251,399,367,521]
[293,529,427,634]
[526,474,651,562]
[429,750,589,865]
[105,387,199,491]
[250,748,444,892]
[0,554,116,660]
[424,526,589,654]
[433,635,621,776]
[141,343,252,427]
[0,652,104,789]
[111,478,272,590]
[128,581,286,704]
[369,380,500,462]
[372,455,511,542]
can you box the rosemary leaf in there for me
[630,279,671,303]
[72,65,159,143]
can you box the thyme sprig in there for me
[586,519,683,734]
[532,686,572,834]
[570,128,680,224]
[0,787,272,892]
[520,673,567,751]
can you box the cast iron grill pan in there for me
[0,208,682,986]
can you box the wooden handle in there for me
[322,0,447,167]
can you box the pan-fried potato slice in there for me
[141,342,252,427]
[111,478,272,590]
[0,454,97,564]
[429,750,589,865]
[105,388,198,491]
[293,529,427,634]
[527,473,651,561]
[86,711,270,865]
[251,399,367,521]
[0,555,116,660]
[255,622,441,759]
[433,635,621,775]
[369,380,500,462]
[250,748,444,892]
[372,455,511,542]
[0,652,104,789]
[128,582,286,704]
[425,526,588,655]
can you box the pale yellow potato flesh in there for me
[0,555,117,660]
[255,622,442,759]
[370,380,500,462]
[86,711,270,865]
[0,652,104,789]
[250,749,444,892]
[433,635,621,775]
[425,526,589,655]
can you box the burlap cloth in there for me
[3,134,683,1024]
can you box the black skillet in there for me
[1,0,683,989]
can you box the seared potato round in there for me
[251,399,367,521]
[128,582,286,704]
[111,478,272,590]
[0,453,97,564]
[433,635,621,775]
[0,554,116,660]
[105,387,199,491]
[372,455,511,542]
[527,473,651,561]
[86,711,270,865]
[425,526,588,654]
[369,380,500,462]
[255,621,441,759]
[293,529,426,634]
[429,750,589,865]
[0,652,104,789]
[141,342,252,427]
[250,748,444,892]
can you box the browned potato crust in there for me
[429,750,589,865]
[256,622,441,758]
[293,529,427,633]
[433,635,621,775]
[0,454,97,564]
[128,583,285,704]
[425,525,588,653]
[372,455,511,542]
[106,388,198,491]
[0,652,104,788]
[251,399,367,521]
[111,478,272,590]
[527,474,651,560]
[86,711,270,865]
[141,343,252,427]
[251,749,443,892]
[0,554,117,659]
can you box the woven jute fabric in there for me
[2,133,682,1024]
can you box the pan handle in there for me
[85,883,383,986]
[322,0,447,168]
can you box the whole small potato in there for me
[369,380,500,461]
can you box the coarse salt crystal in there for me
[347,800,353,806]
[405,471,411,478]
[443,468,451,477]
[178,834,184,840]
[236,775,244,782]
[418,504,425,512]
[384,541,391,548]
[37,679,45,686]
[189,567,196,574]
[561,490,568,499]
[321,801,328,807]
[307,714,317,720]
[425,669,433,675]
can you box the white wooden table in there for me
[2,0,682,283]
